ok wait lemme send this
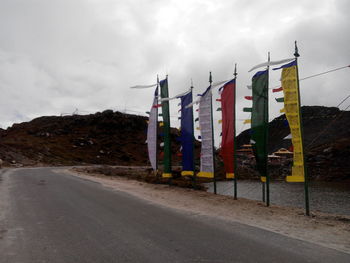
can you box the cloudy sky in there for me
[0,0,349,136]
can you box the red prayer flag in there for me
[220,79,235,175]
[244,96,253,100]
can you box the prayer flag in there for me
[179,90,194,175]
[220,79,235,179]
[147,87,158,171]
[160,78,172,178]
[251,70,269,181]
[278,60,305,182]
[197,87,214,178]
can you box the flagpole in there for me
[262,181,265,203]
[260,55,266,203]
[210,72,217,195]
[159,75,172,182]
[166,75,173,185]
[294,41,310,216]
[233,64,238,200]
[266,52,271,207]
[155,75,159,179]
[191,80,197,189]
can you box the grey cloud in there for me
[0,0,348,133]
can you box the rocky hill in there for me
[237,106,350,181]
[0,110,189,167]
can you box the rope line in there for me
[306,94,350,150]
[300,65,350,81]
[336,94,350,108]
[270,64,350,89]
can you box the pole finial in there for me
[191,78,193,88]
[268,52,271,62]
[209,71,212,84]
[234,63,237,78]
[294,40,300,57]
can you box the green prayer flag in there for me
[275,97,284,103]
[251,70,268,178]
[160,78,172,174]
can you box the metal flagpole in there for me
[155,75,159,179]
[262,184,265,203]
[191,80,197,189]
[260,56,270,203]
[233,64,238,200]
[294,41,310,216]
[209,72,217,195]
[166,74,173,185]
[266,52,271,207]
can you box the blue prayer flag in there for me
[180,91,194,172]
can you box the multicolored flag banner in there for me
[197,87,214,178]
[147,87,158,171]
[276,60,305,182]
[220,79,235,179]
[179,90,194,176]
[251,70,269,182]
[160,78,172,178]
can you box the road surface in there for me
[0,167,349,263]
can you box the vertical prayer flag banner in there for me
[278,60,305,182]
[147,87,158,171]
[160,78,172,178]
[197,87,214,178]
[251,70,269,182]
[180,91,194,176]
[220,79,235,179]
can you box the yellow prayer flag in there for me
[281,64,305,182]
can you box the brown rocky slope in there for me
[0,110,186,166]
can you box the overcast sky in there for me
[0,0,349,137]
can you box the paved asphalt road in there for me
[0,168,349,263]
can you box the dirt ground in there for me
[66,168,350,254]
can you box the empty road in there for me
[0,167,349,262]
